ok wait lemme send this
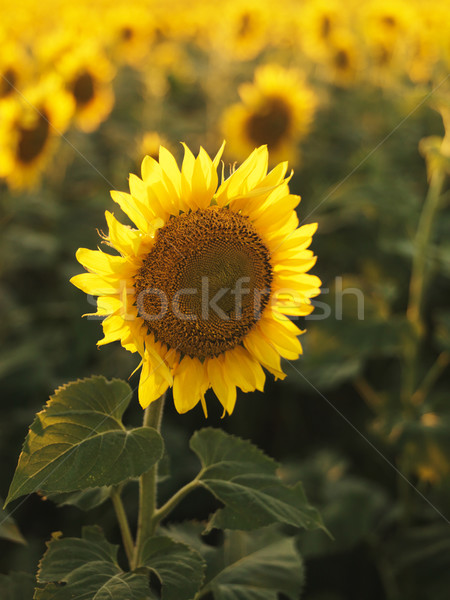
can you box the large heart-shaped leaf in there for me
[191,428,324,533]
[141,535,205,600]
[43,487,112,511]
[205,535,304,600]
[35,526,154,600]
[6,376,163,505]
[166,523,305,600]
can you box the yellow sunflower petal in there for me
[206,356,237,415]
[97,314,127,346]
[83,295,123,319]
[70,273,120,295]
[110,190,149,231]
[223,346,266,392]
[181,143,195,183]
[159,145,182,198]
[141,154,161,182]
[138,350,170,409]
[145,341,174,386]
[273,256,318,275]
[272,225,318,253]
[104,211,144,257]
[253,194,300,232]
[76,248,135,278]
[274,270,322,288]
[172,356,208,414]
[194,147,218,207]
[215,145,268,204]
[258,315,303,359]
[213,140,226,169]
[243,326,285,378]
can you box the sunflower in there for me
[71,144,321,416]
[221,65,317,165]
[360,0,415,83]
[106,5,156,68]
[299,0,347,61]
[0,38,32,101]
[324,31,362,87]
[0,75,74,190]
[57,42,115,133]
[212,0,272,61]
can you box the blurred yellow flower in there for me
[221,64,317,165]
[57,43,115,133]
[140,132,171,160]
[325,31,362,86]
[71,144,320,416]
[360,0,415,83]
[0,39,32,101]
[299,0,347,61]
[0,75,73,190]
[213,0,272,61]
[107,5,156,68]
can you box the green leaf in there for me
[0,496,26,543]
[205,533,304,600]
[0,572,35,599]
[166,524,304,600]
[35,526,153,600]
[141,535,205,600]
[6,376,163,505]
[191,428,324,533]
[43,487,112,511]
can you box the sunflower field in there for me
[1,0,450,599]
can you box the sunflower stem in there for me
[151,474,203,530]
[404,168,446,404]
[132,394,165,569]
[407,169,446,336]
[110,487,135,568]
[410,351,450,406]
[399,162,446,525]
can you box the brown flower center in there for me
[16,109,50,164]
[320,16,332,39]
[134,207,273,359]
[0,68,16,98]
[121,26,134,41]
[245,97,292,150]
[334,49,350,71]
[71,71,95,107]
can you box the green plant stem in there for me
[152,475,202,530]
[132,394,165,569]
[407,169,446,335]
[411,351,450,406]
[404,169,446,403]
[111,487,135,568]
[399,166,446,526]
[353,376,384,411]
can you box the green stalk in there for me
[404,169,446,404]
[151,475,202,530]
[411,351,450,405]
[407,169,446,332]
[399,160,446,526]
[132,394,165,569]
[111,487,135,568]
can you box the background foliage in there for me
[1,0,450,598]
